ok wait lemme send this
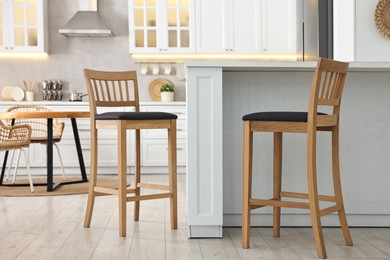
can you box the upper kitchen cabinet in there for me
[261,0,297,54]
[196,0,299,55]
[0,0,48,54]
[196,0,261,53]
[129,0,195,53]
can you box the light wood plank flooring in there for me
[0,174,390,259]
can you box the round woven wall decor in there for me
[375,0,390,38]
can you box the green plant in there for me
[160,83,174,92]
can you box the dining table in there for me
[0,111,90,191]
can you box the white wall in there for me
[355,0,390,61]
[0,0,186,101]
[334,0,390,62]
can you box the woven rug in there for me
[0,177,118,197]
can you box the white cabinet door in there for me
[261,0,297,54]
[140,103,186,167]
[0,0,47,53]
[196,0,298,55]
[195,0,227,53]
[230,0,262,53]
[195,0,261,53]
[129,0,194,53]
[142,139,186,166]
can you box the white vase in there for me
[161,92,174,102]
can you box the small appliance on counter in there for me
[42,80,63,101]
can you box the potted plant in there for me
[160,83,174,102]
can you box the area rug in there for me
[0,177,118,197]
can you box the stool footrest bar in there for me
[320,205,340,217]
[94,186,137,196]
[280,191,336,202]
[126,192,172,202]
[249,198,310,209]
[137,183,170,191]
[94,186,118,195]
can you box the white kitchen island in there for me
[186,61,390,238]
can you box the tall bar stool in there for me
[241,58,353,259]
[83,70,177,237]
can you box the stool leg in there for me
[118,121,127,237]
[307,131,327,259]
[84,127,98,228]
[168,120,177,229]
[242,121,253,248]
[134,129,141,221]
[273,132,282,237]
[332,127,353,246]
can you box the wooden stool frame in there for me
[242,58,353,259]
[83,69,177,237]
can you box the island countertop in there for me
[185,60,390,71]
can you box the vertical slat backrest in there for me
[83,70,140,118]
[307,58,349,124]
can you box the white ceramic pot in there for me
[161,92,174,102]
[25,91,34,101]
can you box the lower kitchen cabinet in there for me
[0,101,186,175]
[141,139,186,166]
[139,103,186,172]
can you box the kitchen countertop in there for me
[0,101,186,106]
[185,60,390,71]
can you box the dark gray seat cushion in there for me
[95,112,178,120]
[242,111,327,122]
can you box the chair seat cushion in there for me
[95,112,178,121]
[242,111,327,122]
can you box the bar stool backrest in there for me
[83,70,140,119]
[308,58,349,128]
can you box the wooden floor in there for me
[0,174,390,260]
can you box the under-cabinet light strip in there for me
[0,52,49,58]
[131,54,301,62]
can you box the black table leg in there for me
[0,150,9,185]
[1,119,15,185]
[71,118,88,181]
[47,118,54,191]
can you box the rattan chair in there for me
[83,69,177,237]
[242,58,353,259]
[0,120,33,192]
[5,105,66,181]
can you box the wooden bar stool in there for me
[83,70,177,237]
[241,58,353,259]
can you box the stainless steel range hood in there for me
[59,0,113,37]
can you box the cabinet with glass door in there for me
[0,0,47,53]
[129,0,194,53]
